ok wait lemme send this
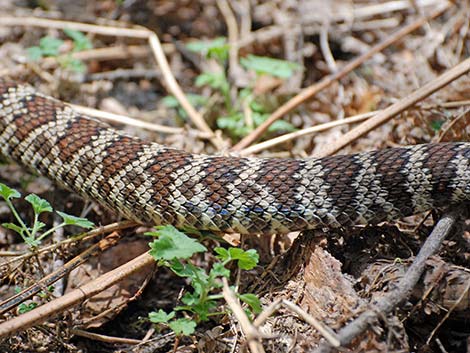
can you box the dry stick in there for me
[231,4,451,151]
[0,232,122,315]
[217,0,241,82]
[0,16,224,149]
[239,97,470,156]
[316,55,470,158]
[146,33,224,149]
[71,328,142,345]
[312,208,461,353]
[222,278,265,353]
[238,111,374,156]
[281,300,340,348]
[0,251,155,338]
[70,104,186,135]
[251,298,340,347]
[42,45,152,66]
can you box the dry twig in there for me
[238,111,374,156]
[313,207,461,353]
[0,252,155,338]
[70,104,186,135]
[222,278,265,353]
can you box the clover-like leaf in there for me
[149,309,175,324]
[168,318,197,336]
[25,194,52,215]
[0,183,21,201]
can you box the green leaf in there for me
[168,318,197,336]
[195,72,228,92]
[25,194,53,215]
[161,95,180,108]
[233,248,259,270]
[58,55,87,73]
[269,119,297,133]
[215,247,259,270]
[430,120,444,131]
[24,237,40,247]
[214,247,229,261]
[210,262,230,278]
[170,261,209,297]
[240,54,301,78]
[186,37,229,62]
[181,292,199,306]
[18,302,38,314]
[39,36,64,57]
[56,211,94,228]
[253,112,297,133]
[147,225,207,261]
[149,309,175,323]
[162,94,208,109]
[0,183,21,201]
[238,293,262,314]
[217,113,250,138]
[35,221,46,232]
[63,28,92,51]
[26,46,44,61]
[162,94,208,120]
[186,37,226,52]
[249,100,266,113]
[217,110,296,138]
[189,300,218,321]
[2,222,24,235]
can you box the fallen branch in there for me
[312,207,461,353]
[0,252,155,338]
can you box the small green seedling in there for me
[14,284,54,313]
[147,225,261,336]
[0,183,94,248]
[27,29,92,73]
[166,37,299,139]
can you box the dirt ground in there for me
[0,1,469,352]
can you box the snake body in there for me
[0,78,470,234]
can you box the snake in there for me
[0,78,469,234]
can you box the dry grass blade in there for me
[71,104,185,135]
[238,111,374,156]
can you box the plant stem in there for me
[6,199,32,239]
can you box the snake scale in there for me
[0,78,469,234]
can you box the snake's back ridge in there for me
[1,78,470,234]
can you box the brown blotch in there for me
[372,147,414,217]
[422,143,459,206]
